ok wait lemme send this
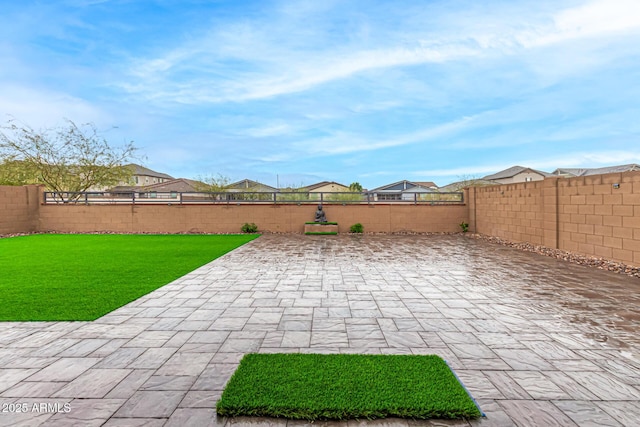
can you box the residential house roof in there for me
[552,164,640,177]
[126,163,174,180]
[370,180,437,193]
[482,166,552,180]
[438,179,498,192]
[140,178,203,193]
[227,179,277,191]
[301,181,350,191]
[413,181,438,189]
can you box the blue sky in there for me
[1,0,639,189]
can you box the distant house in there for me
[302,181,350,193]
[482,166,551,184]
[370,180,438,201]
[127,163,174,186]
[552,164,640,177]
[226,179,277,192]
[438,179,498,192]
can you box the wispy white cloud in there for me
[119,0,640,105]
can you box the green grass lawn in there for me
[0,234,258,321]
[216,353,482,421]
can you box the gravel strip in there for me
[466,233,640,279]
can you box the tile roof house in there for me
[438,179,498,192]
[301,181,350,193]
[482,166,551,184]
[552,164,640,177]
[369,180,438,201]
[127,163,174,186]
[226,179,277,192]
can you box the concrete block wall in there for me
[473,171,640,266]
[557,172,640,265]
[470,180,549,246]
[0,185,40,234]
[37,203,468,234]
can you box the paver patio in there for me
[0,234,639,426]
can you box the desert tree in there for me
[0,118,137,201]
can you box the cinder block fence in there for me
[2,170,640,266]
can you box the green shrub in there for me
[350,223,364,233]
[459,222,469,232]
[241,222,258,233]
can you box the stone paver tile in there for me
[498,400,578,427]
[0,407,56,426]
[312,319,346,331]
[553,400,623,427]
[392,318,423,331]
[219,339,262,353]
[565,371,640,400]
[45,398,126,427]
[210,353,245,364]
[164,408,223,427]
[145,317,183,331]
[123,331,177,348]
[114,390,186,418]
[175,320,214,331]
[163,331,195,348]
[454,371,504,399]
[281,331,311,348]
[127,347,178,369]
[448,344,496,359]
[192,364,237,391]
[248,312,284,324]
[474,333,526,349]
[57,338,110,357]
[310,332,349,347]
[158,307,197,318]
[11,331,68,348]
[90,338,130,357]
[180,343,222,353]
[179,390,220,408]
[507,371,571,400]
[53,368,131,398]
[96,348,147,369]
[278,319,312,331]
[0,381,66,398]
[470,399,517,427]
[492,348,554,370]
[185,309,224,322]
[383,332,426,348]
[141,375,196,391]
[346,328,384,340]
[0,357,57,370]
[227,416,287,425]
[27,358,99,383]
[67,323,147,340]
[523,340,581,360]
[188,331,230,344]
[483,371,531,400]
[543,371,600,400]
[30,339,80,357]
[105,370,155,399]
[210,317,249,330]
[103,417,167,426]
[550,358,602,372]
[156,352,214,376]
[596,401,640,426]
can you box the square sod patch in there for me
[216,353,482,421]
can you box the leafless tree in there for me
[0,118,137,201]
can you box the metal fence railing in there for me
[43,191,464,205]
